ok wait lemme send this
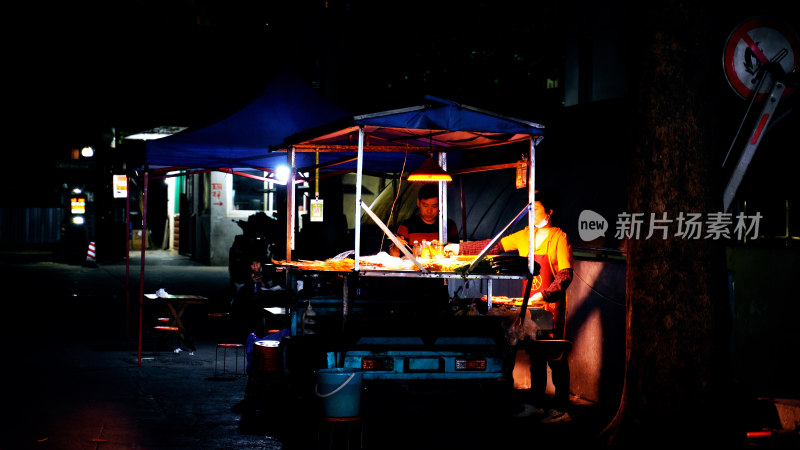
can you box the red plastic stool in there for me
[316,416,364,450]
[214,343,245,378]
[152,325,180,352]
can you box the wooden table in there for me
[145,294,208,351]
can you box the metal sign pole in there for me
[723,80,786,212]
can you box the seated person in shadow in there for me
[230,257,281,342]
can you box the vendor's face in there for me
[417,196,439,224]
[250,261,262,273]
[533,201,553,227]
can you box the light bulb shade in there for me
[407,158,452,182]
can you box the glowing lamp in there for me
[275,165,290,182]
[407,158,452,182]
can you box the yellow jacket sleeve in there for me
[549,229,573,272]
[500,227,531,256]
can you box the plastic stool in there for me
[214,343,245,378]
[152,325,180,352]
[316,416,364,450]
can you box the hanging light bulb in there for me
[407,157,452,182]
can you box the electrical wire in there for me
[378,149,409,253]
[572,269,625,308]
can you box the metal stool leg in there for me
[317,416,363,450]
[153,325,180,353]
[215,343,244,378]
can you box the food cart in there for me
[265,96,547,390]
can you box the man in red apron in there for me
[452,189,574,423]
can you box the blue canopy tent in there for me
[271,95,546,269]
[277,95,543,174]
[129,68,350,365]
[144,67,351,171]
[130,79,545,364]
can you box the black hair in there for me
[245,251,265,264]
[418,183,439,200]
[534,188,561,212]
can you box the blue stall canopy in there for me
[270,95,546,267]
[144,67,352,171]
[274,95,545,175]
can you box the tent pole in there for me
[354,126,365,271]
[438,152,448,244]
[460,178,467,241]
[125,176,131,339]
[286,147,295,262]
[528,138,535,274]
[138,171,148,366]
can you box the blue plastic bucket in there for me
[315,368,363,418]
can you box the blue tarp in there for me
[145,67,351,170]
[358,95,545,136]
[144,67,545,177]
[277,95,545,175]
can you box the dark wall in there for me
[447,98,629,254]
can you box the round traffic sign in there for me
[722,16,799,100]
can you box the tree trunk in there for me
[600,2,735,448]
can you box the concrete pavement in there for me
[0,250,281,449]
[7,249,791,449]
